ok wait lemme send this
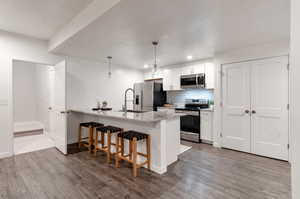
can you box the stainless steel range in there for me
[175,99,209,143]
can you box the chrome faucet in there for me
[124,88,135,112]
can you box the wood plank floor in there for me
[0,142,291,199]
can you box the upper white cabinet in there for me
[144,69,164,80]
[143,62,215,91]
[204,63,215,89]
[163,68,181,91]
[181,64,205,75]
[193,64,205,74]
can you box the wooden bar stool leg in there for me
[88,127,93,154]
[129,140,133,160]
[101,132,105,148]
[94,131,98,156]
[132,138,138,177]
[121,137,124,156]
[146,136,151,170]
[115,136,121,168]
[115,132,119,156]
[107,132,112,163]
[78,126,82,148]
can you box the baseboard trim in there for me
[213,142,221,148]
[0,152,12,159]
[147,164,167,175]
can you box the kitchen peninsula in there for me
[67,109,181,174]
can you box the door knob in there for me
[245,110,250,114]
[252,110,256,114]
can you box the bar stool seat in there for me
[118,130,148,141]
[94,125,123,163]
[78,122,104,153]
[116,131,151,177]
[80,122,104,128]
[96,126,122,133]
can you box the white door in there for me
[222,62,251,153]
[251,57,289,160]
[51,60,67,155]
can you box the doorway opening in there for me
[12,60,56,155]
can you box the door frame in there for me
[220,55,291,161]
[10,59,66,155]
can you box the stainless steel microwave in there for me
[180,74,206,89]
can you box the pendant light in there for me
[107,56,112,78]
[152,41,158,73]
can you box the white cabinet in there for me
[163,68,181,91]
[181,65,194,75]
[144,69,164,80]
[193,64,205,74]
[181,64,205,75]
[200,111,213,142]
[145,62,215,91]
[205,63,215,89]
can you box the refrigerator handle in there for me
[141,90,143,111]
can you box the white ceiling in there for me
[0,0,93,39]
[53,0,290,69]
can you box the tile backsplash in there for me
[167,89,214,105]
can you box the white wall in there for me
[290,0,300,198]
[66,57,144,110]
[0,30,61,158]
[213,40,290,147]
[13,61,38,123]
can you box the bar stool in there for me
[94,126,123,163]
[115,131,151,177]
[78,122,104,153]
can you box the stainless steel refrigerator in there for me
[133,81,166,111]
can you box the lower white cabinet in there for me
[201,111,213,142]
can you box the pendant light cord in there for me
[107,56,112,78]
[152,41,158,72]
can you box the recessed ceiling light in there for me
[187,55,193,60]
[144,64,149,68]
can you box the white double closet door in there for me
[222,56,289,160]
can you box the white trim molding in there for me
[0,152,12,159]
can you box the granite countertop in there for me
[158,106,214,112]
[69,109,182,123]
